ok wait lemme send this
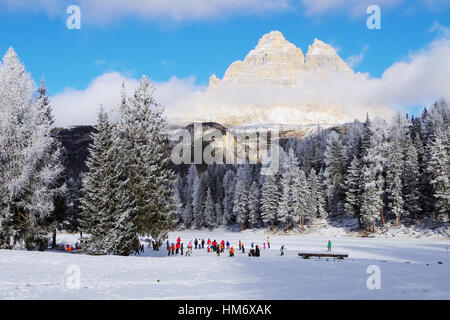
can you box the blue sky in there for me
[1,0,450,126]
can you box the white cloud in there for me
[300,0,404,16]
[300,0,450,17]
[0,0,292,23]
[345,45,369,68]
[429,21,450,38]
[51,38,450,127]
[51,72,204,127]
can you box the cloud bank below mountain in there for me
[51,37,450,127]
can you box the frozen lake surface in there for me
[1,229,449,299]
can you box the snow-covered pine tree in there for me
[193,172,210,228]
[344,156,362,228]
[402,137,422,221]
[426,126,449,220]
[260,173,280,230]
[248,181,261,229]
[215,202,223,228]
[0,47,34,248]
[309,168,327,219]
[277,149,299,230]
[323,131,346,216]
[233,166,249,230]
[204,187,216,230]
[173,174,184,225]
[343,120,364,167]
[421,102,449,216]
[183,163,198,227]
[0,48,65,250]
[24,79,66,249]
[112,77,177,254]
[290,168,310,231]
[385,113,410,226]
[360,120,386,232]
[385,139,404,226]
[222,169,236,225]
[413,132,430,216]
[80,109,117,254]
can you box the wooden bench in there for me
[298,252,348,260]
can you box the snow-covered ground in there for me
[1,229,449,300]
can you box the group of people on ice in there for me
[162,236,282,258]
[160,236,331,258]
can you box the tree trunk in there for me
[357,216,361,230]
[396,215,400,227]
[52,229,57,248]
[381,203,385,225]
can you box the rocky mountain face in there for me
[187,30,356,129]
[210,31,352,88]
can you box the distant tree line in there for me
[173,101,449,232]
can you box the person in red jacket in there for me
[176,242,180,254]
[177,237,181,244]
[171,243,175,255]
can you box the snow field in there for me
[1,229,449,300]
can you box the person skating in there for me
[180,243,184,256]
[176,242,180,255]
[267,237,270,249]
[171,243,175,255]
[167,244,171,256]
[194,238,198,249]
[166,240,169,251]
[263,242,266,250]
[226,241,230,250]
[327,240,332,252]
[177,237,181,245]
[201,239,205,249]
[216,244,220,256]
[280,245,285,256]
[242,244,245,253]
[238,241,242,251]
[186,241,193,256]
[230,247,235,257]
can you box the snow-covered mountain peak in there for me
[254,30,294,50]
[305,39,352,73]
